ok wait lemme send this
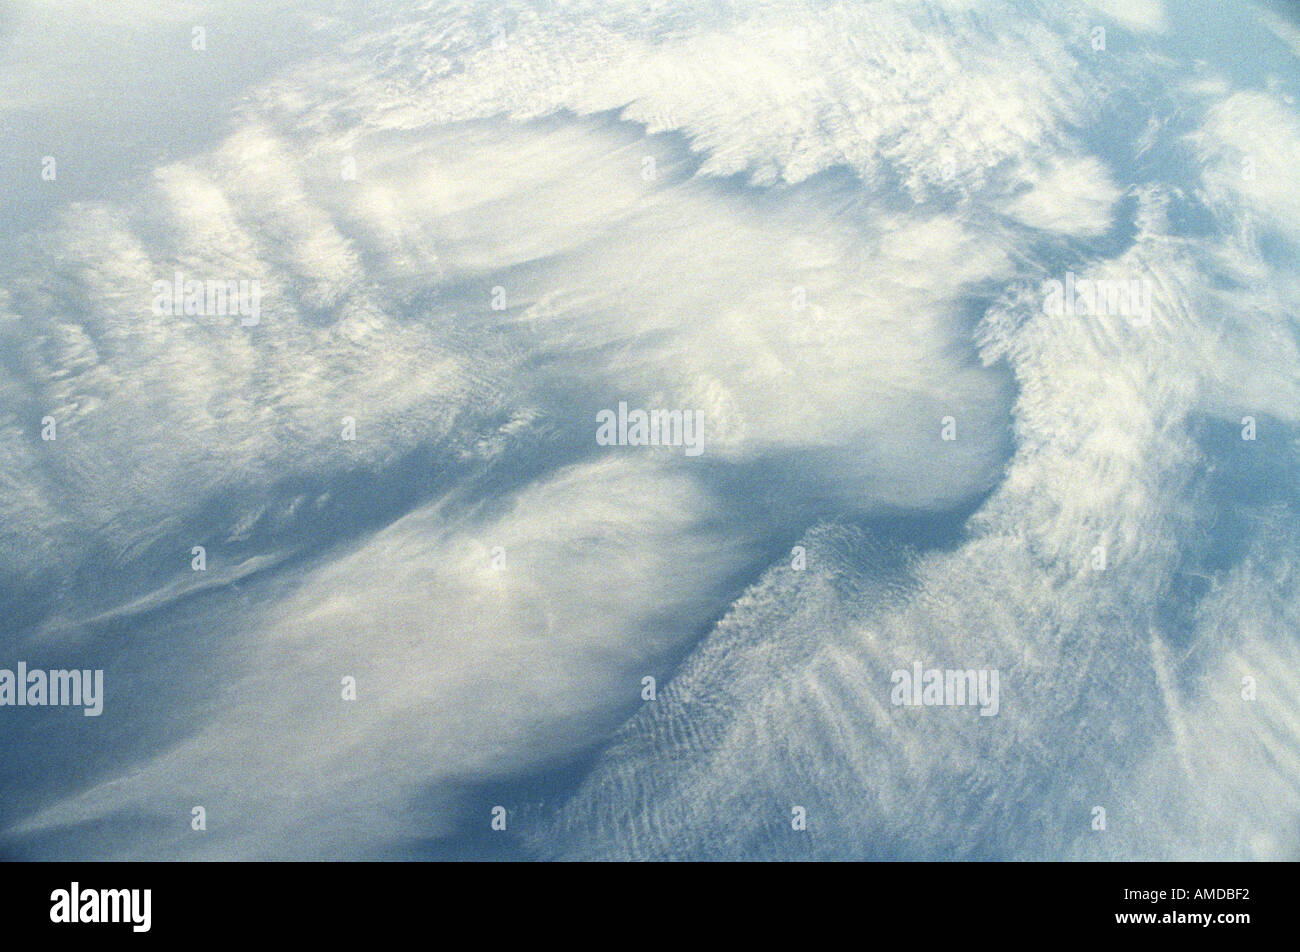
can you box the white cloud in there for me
[530,180,1300,860]
[1188,89,1300,244]
[1002,156,1122,236]
[1080,0,1167,34]
[4,0,1298,864]
[9,456,758,857]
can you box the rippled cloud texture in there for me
[1,0,1298,860]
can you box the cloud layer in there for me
[2,0,1298,861]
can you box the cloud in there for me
[259,0,1109,199]
[528,176,1300,860]
[6,456,761,858]
[1002,156,1122,236]
[1081,0,1168,34]
[0,88,1022,623]
[1188,89,1300,245]
[3,0,1297,863]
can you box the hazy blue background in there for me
[1,0,1298,860]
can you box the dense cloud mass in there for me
[1,0,1298,860]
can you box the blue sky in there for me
[1,0,1298,860]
